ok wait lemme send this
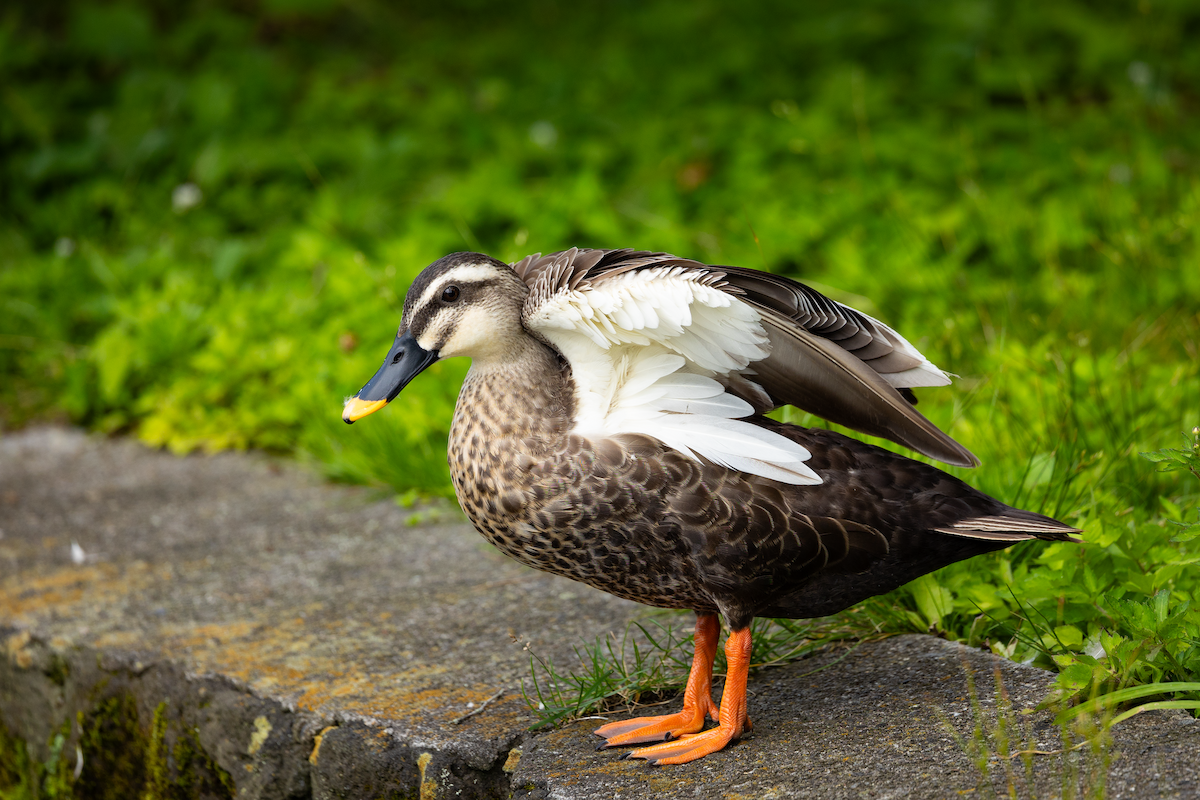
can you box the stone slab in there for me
[3,427,1199,798]
[512,635,1200,799]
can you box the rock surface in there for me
[2,427,1198,799]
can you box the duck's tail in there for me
[935,509,1082,543]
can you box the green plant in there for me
[1142,427,1200,542]
[521,616,694,730]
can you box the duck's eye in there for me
[441,285,461,303]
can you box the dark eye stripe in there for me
[407,305,437,340]
[404,278,498,328]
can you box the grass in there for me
[2,0,1199,744]
[945,666,1114,800]
[520,613,874,729]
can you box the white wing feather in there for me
[527,269,820,485]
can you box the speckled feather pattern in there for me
[447,342,1067,630]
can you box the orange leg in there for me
[624,626,752,765]
[594,614,721,747]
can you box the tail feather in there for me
[936,513,1082,543]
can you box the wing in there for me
[512,248,977,472]
[516,249,818,485]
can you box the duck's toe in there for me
[625,722,742,765]
[594,704,714,747]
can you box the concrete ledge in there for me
[2,428,1198,798]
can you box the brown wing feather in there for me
[752,308,979,467]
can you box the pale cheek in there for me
[416,329,442,353]
[433,315,489,357]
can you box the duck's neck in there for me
[450,338,574,453]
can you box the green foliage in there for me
[1142,427,1200,541]
[3,0,1200,730]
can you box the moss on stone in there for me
[142,702,169,800]
[0,715,36,800]
[38,727,75,800]
[1,691,235,800]
[0,716,74,800]
[77,696,234,800]
[43,656,69,689]
[168,726,234,800]
[76,693,146,800]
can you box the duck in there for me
[342,247,1079,766]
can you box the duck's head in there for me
[342,252,529,423]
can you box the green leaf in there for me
[1054,625,1085,649]
[1160,496,1184,522]
[910,574,954,630]
[1153,589,1171,625]
[1057,662,1095,691]
[1059,682,1200,722]
[1110,700,1200,726]
[1170,522,1200,543]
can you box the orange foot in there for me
[608,623,754,766]
[594,614,720,747]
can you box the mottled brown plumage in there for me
[343,248,1080,765]
[444,340,1067,630]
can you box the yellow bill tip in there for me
[342,396,388,423]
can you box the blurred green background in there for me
[2,0,1199,689]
